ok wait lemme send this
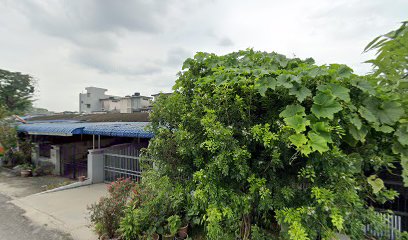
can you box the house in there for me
[17,113,153,183]
[79,87,152,114]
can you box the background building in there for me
[79,87,152,114]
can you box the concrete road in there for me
[12,183,107,240]
[0,193,72,240]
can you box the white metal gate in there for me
[103,145,142,182]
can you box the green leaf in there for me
[349,125,368,142]
[373,124,394,133]
[377,101,404,125]
[317,84,350,102]
[395,124,408,146]
[308,67,327,78]
[311,92,342,119]
[364,35,382,52]
[308,132,329,154]
[284,114,310,133]
[352,79,376,95]
[337,65,353,79]
[276,74,293,89]
[358,106,378,124]
[367,175,384,194]
[289,85,312,102]
[289,134,308,148]
[364,99,404,125]
[349,115,362,130]
[279,105,305,118]
[311,122,333,143]
[256,76,277,96]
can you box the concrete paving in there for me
[0,193,73,240]
[0,167,108,240]
[11,184,108,240]
[0,168,74,198]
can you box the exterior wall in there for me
[119,98,132,113]
[139,97,151,109]
[79,87,152,113]
[101,98,121,112]
[79,87,109,114]
[87,149,105,183]
[130,97,152,112]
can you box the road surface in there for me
[0,193,72,240]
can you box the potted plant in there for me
[163,215,181,240]
[20,163,33,177]
[152,233,159,240]
[177,225,188,239]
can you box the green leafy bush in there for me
[119,170,189,239]
[145,47,407,239]
[88,178,137,239]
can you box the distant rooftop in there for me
[27,112,150,123]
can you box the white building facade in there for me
[79,87,152,114]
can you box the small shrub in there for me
[167,215,181,236]
[88,178,137,239]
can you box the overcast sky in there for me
[0,0,407,112]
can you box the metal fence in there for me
[365,212,402,240]
[103,144,142,182]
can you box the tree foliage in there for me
[0,68,35,115]
[146,48,407,239]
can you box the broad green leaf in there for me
[284,114,310,133]
[349,115,362,130]
[308,67,328,78]
[308,132,329,153]
[289,85,312,102]
[337,65,353,79]
[276,74,293,89]
[377,101,404,125]
[367,175,384,194]
[364,99,404,125]
[392,141,408,156]
[256,77,277,96]
[289,133,308,148]
[317,84,350,102]
[300,145,313,156]
[311,122,333,143]
[279,105,305,118]
[358,106,378,124]
[311,92,342,119]
[349,125,368,142]
[352,79,376,95]
[373,124,394,133]
[395,124,408,146]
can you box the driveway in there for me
[0,193,72,240]
[12,183,107,240]
[0,167,107,240]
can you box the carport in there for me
[17,122,153,181]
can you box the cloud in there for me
[1,0,407,112]
[218,37,234,47]
[71,48,162,76]
[166,47,193,67]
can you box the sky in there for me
[0,0,407,112]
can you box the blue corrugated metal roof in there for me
[17,122,85,136]
[17,122,153,138]
[83,122,153,138]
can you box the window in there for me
[87,93,91,97]
[86,104,91,108]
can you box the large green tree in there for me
[145,48,407,239]
[0,68,35,116]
